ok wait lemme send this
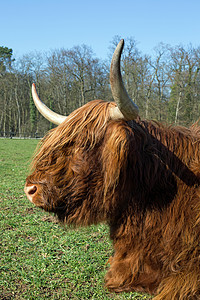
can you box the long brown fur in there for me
[25,99,200,299]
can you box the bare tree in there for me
[168,45,200,125]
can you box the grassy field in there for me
[0,139,151,299]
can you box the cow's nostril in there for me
[28,185,37,195]
[24,185,38,202]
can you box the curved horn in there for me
[109,39,139,120]
[32,83,67,125]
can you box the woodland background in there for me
[1,36,200,137]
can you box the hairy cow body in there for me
[25,40,200,299]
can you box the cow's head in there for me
[24,40,139,225]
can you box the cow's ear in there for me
[101,122,130,199]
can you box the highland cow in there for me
[24,40,200,299]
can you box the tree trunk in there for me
[175,91,182,124]
[15,87,21,136]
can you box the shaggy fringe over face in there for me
[32,100,112,166]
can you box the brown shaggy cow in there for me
[24,40,200,299]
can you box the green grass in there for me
[0,139,152,299]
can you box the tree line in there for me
[0,36,200,137]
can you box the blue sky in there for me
[1,0,200,59]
